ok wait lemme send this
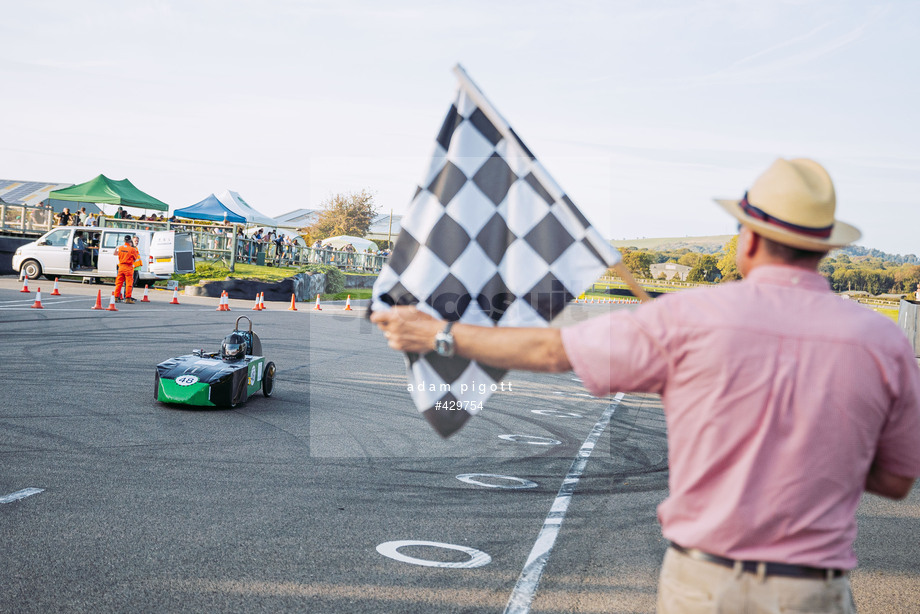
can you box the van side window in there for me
[102,233,123,249]
[44,229,71,247]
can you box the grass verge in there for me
[327,289,372,301]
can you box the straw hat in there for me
[715,158,861,251]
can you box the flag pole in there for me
[612,262,652,303]
[452,64,651,303]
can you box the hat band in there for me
[740,193,833,239]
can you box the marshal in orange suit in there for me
[114,234,141,303]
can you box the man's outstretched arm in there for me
[370,306,572,373]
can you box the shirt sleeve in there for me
[875,344,920,478]
[560,302,671,398]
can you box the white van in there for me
[12,226,196,281]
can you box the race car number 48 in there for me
[175,375,200,386]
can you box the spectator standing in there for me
[131,235,143,289]
[371,158,920,613]
[274,232,284,265]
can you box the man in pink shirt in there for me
[372,158,920,612]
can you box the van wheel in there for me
[20,259,42,280]
[263,362,276,397]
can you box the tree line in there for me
[615,238,920,297]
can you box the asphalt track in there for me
[1,276,917,613]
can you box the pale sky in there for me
[2,1,918,255]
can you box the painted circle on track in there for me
[531,409,582,418]
[376,540,491,568]
[498,434,562,446]
[456,473,538,489]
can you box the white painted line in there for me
[531,409,582,418]
[0,488,45,504]
[498,434,562,446]
[376,540,491,568]
[552,391,596,398]
[503,392,625,614]
[456,474,538,489]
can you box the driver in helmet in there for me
[220,333,248,362]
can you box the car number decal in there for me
[176,375,200,386]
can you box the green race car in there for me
[155,316,276,408]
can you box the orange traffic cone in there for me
[141,285,150,302]
[92,289,103,310]
[106,292,118,311]
[169,289,180,305]
[258,292,266,310]
[314,294,322,311]
[20,277,29,293]
[344,295,353,311]
[252,294,261,310]
[50,278,61,296]
[31,288,43,309]
[222,291,232,311]
[288,293,298,311]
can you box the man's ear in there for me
[740,227,759,258]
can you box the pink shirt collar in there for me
[743,264,830,292]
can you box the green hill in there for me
[610,235,734,254]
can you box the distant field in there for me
[610,234,734,253]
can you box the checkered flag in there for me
[372,65,621,437]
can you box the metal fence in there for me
[0,203,55,234]
[0,210,389,274]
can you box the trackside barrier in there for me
[898,300,920,358]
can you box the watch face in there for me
[435,333,454,357]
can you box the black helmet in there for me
[220,332,247,362]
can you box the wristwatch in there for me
[434,322,456,357]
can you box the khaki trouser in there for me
[658,547,856,614]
